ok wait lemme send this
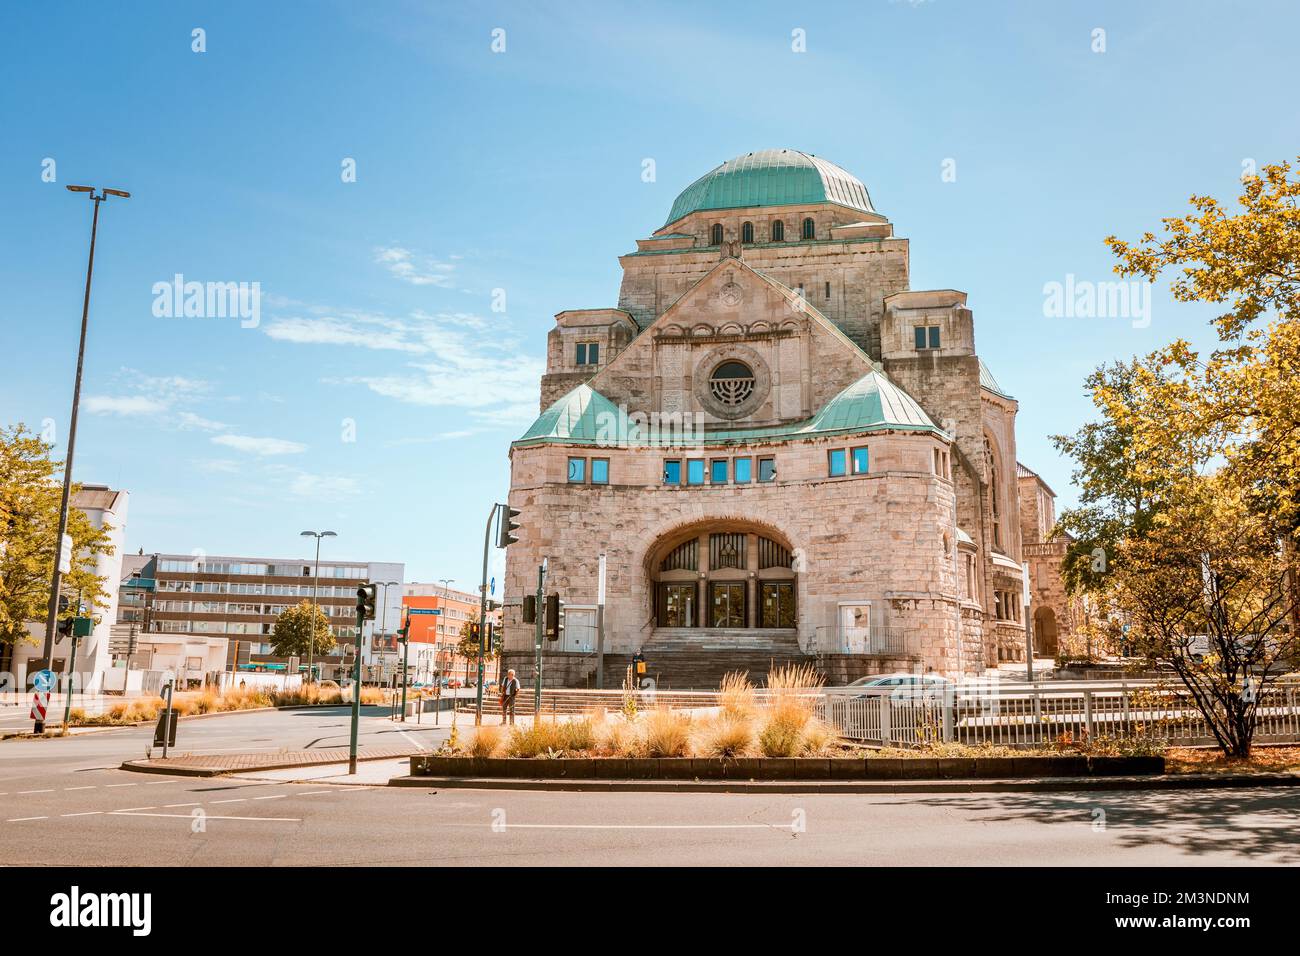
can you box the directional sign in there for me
[407,608,441,615]
[31,669,55,693]
[490,577,495,596]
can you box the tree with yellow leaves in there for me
[1055,160,1300,756]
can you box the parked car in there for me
[843,673,953,706]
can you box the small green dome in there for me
[664,149,875,227]
[804,370,938,434]
[516,384,628,444]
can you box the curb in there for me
[387,771,1300,795]
[120,751,425,778]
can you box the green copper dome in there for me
[663,149,875,227]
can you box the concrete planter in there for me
[408,753,1165,780]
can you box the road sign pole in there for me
[400,629,410,722]
[61,634,79,729]
[534,560,546,715]
[161,679,175,759]
[474,503,499,727]
[349,605,363,774]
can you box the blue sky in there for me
[3,0,1296,587]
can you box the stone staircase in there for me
[612,627,809,690]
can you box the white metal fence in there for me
[824,680,1300,748]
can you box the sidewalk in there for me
[122,744,426,777]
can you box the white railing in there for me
[824,680,1300,748]
[808,625,919,656]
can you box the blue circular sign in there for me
[32,669,55,693]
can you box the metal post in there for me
[400,628,411,722]
[39,194,108,733]
[162,680,174,759]
[595,552,606,689]
[348,606,363,774]
[62,634,79,729]
[534,560,547,715]
[309,535,321,683]
[474,503,499,726]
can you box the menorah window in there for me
[709,361,755,407]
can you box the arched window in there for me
[710,223,724,245]
[741,221,754,244]
[985,435,1002,549]
[709,360,755,407]
[771,220,785,242]
[801,217,815,240]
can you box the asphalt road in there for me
[2,707,1299,866]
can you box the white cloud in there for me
[84,395,168,416]
[288,472,360,499]
[211,434,307,456]
[373,246,457,287]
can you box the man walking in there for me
[500,668,520,725]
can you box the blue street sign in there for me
[32,669,55,693]
[490,577,495,596]
[407,608,440,616]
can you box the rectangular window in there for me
[852,447,869,474]
[915,326,941,350]
[734,457,752,483]
[914,326,926,349]
[663,460,681,485]
[710,459,728,484]
[575,342,600,365]
[687,459,706,485]
[928,326,940,349]
[758,457,776,482]
[828,448,847,477]
[824,281,831,300]
[590,458,609,484]
[567,457,585,483]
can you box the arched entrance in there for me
[649,523,796,630]
[1034,606,1059,656]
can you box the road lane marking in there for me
[62,811,103,818]
[17,789,54,794]
[453,823,797,831]
[105,783,137,788]
[108,811,301,822]
[114,806,157,812]
[64,786,96,791]
[163,803,201,808]
[6,816,48,822]
[253,795,288,800]
[298,790,335,795]
[209,798,247,804]
[143,780,180,785]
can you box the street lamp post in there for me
[299,530,336,683]
[37,186,129,732]
[374,580,398,710]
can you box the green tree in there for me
[270,600,335,657]
[0,424,113,648]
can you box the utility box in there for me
[153,709,178,747]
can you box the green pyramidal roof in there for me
[514,371,942,449]
[979,358,1013,399]
[515,384,626,443]
[664,149,875,227]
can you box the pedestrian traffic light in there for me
[522,594,536,624]
[356,584,377,621]
[497,505,522,548]
[57,616,74,639]
[544,593,565,641]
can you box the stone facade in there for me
[504,150,1065,687]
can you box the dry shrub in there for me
[800,716,836,755]
[693,714,757,758]
[559,718,596,752]
[758,709,807,757]
[719,671,756,721]
[108,702,129,721]
[642,709,691,757]
[595,716,641,757]
[506,720,570,758]
[360,687,386,705]
[128,697,164,722]
[68,707,86,723]
[192,690,220,714]
[467,724,505,758]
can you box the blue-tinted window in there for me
[852,447,869,474]
[591,459,609,484]
[663,460,681,485]
[801,217,815,240]
[734,457,752,483]
[576,342,600,365]
[710,459,728,483]
[828,449,847,477]
[914,326,927,349]
[928,327,940,349]
[687,459,706,485]
[567,457,585,483]
[758,457,776,482]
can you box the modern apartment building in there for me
[131,553,404,662]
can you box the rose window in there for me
[709,361,755,407]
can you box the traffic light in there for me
[58,616,74,639]
[544,593,565,642]
[522,594,536,624]
[356,584,377,621]
[467,621,480,642]
[497,505,521,548]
